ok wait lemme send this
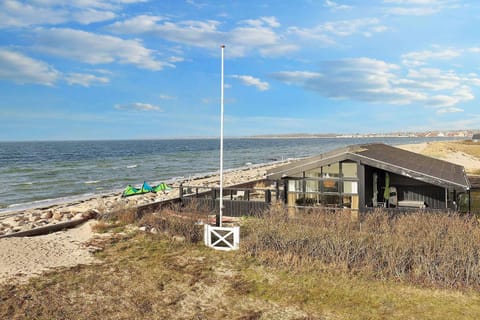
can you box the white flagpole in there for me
[219,44,225,227]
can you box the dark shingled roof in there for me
[267,143,470,190]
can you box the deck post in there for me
[265,189,272,203]
[275,180,280,200]
[468,188,471,213]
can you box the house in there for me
[266,143,471,212]
[472,133,480,142]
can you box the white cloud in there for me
[231,75,269,91]
[108,16,222,47]
[324,0,353,11]
[114,102,162,111]
[288,18,387,45]
[383,0,462,16]
[401,48,462,66]
[33,28,169,70]
[0,48,60,85]
[159,94,177,100]
[0,0,68,27]
[324,18,386,37]
[0,0,130,27]
[72,9,116,24]
[272,57,479,109]
[242,16,280,28]
[64,72,110,87]
[108,15,297,58]
[437,107,464,114]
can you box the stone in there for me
[139,226,147,232]
[17,220,27,226]
[73,213,84,220]
[150,228,158,234]
[41,211,53,219]
[53,212,63,221]
[173,235,186,242]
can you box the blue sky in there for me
[0,0,479,141]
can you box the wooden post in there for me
[275,180,280,200]
[468,189,471,213]
[265,189,272,203]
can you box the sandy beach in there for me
[0,161,285,284]
[0,140,479,285]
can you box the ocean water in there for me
[0,137,454,212]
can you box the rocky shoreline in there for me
[0,161,286,237]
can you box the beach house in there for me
[266,143,471,212]
[472,133,480,143]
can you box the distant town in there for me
[251,129,479,139]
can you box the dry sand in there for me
[398,141,480,174]
[0,220,99,284]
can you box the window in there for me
[342,162,357,178]
[305,168,321,177]
[323,179,339,192]
[288,180,303,192]
[306,180,320,192]
[343,181,358,194]
[322,163,339,178]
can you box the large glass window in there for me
[322,163,339,178]
[286,160,360,208]
[342,162,357,178]
[288,180,303,192]
[343,181,358,194]
[322,195,340,206]
[305,168,321,177]
[323,179,339,192]
[306,180,320,192]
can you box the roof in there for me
[468,175,480,189]
[266,143,470,190]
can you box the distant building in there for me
[473,133,480,142]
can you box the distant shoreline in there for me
[0,129,476,143]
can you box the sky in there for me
[0,0,479,141]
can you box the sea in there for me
[0,137,457,213]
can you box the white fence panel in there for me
[204,225,240,251]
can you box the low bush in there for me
[242,207,480,289]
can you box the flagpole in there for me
[218,44,225,227]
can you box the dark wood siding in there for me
[363,166,446,209]
[182,198,270,217]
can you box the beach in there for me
[0,161,286,284]
[0,140,479,285]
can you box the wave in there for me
[127,164,138,169]
[0,193,97,215]
[84,180,101,184]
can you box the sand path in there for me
[0,220,98,284]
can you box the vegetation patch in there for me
[2,206,480,319]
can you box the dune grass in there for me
[2,207,480,319]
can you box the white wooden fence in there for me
[204,224,240,251]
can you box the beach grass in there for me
[2,207,480,319]
[421,140,480,162]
